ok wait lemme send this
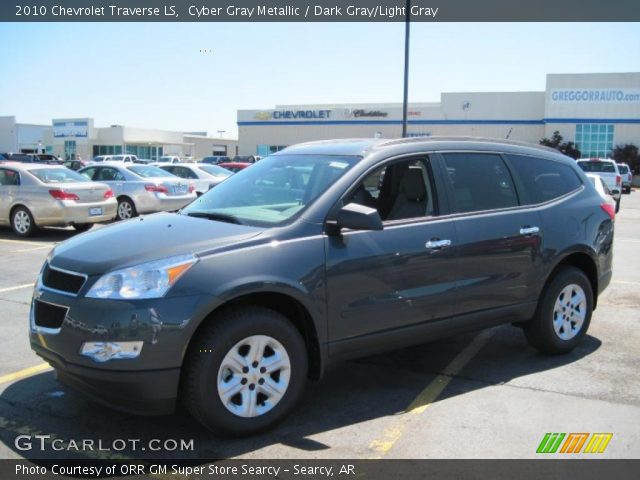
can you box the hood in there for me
[50,212,264,275]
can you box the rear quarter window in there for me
[506,155,582,205]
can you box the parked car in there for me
[201,156,230,165]
[576,158,622,212]
[36,154,63,165]
[159,163,232,195]
[156,156,182,164]
[78,163,196,220]
[30,137,613,435]
[586,173,616,214]
[93,154,138,164]
[1,153,37,163]
[617,163,632,193]
[233,155,261,163]
[217,162,251,173]
[63,159,89,171]
[0,163,116,236]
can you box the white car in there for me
[576,158,622,212]
[93,154,138,164]
[617,163,632,194]
[586,173,616,215]
[78,162,197,220]
[157,156,182,164]
[158,163,232,195]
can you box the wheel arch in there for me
[9,203,35,225]
[545,250,599,309]
[184,290,324,381]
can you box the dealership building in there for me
[238,72,640,158]
[0,116,238,160]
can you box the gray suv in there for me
[30,137,614,435]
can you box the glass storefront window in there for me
[575,123,614,158]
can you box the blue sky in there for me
[1,22,639,137]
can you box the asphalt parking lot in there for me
[0,193,639,460]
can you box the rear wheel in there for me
[116,197,137,220]
[73,223,93,233]
[11,207,36,237]
[524,266,593,354]
[615,198,621,213]
[184,307,307,435]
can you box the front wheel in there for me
[183,307,308,435]
[524,266,593,354]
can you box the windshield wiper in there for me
[185,211,245,225]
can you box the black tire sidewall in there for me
[530,267,593,353]
[187,308,308,435]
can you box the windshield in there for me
[29,168,89,183]
[182,154,359,226]
[128,165,175,178]
[198,164,232,177]
[577,161,615,173]
[618,165,629,174]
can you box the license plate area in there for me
[89,207,102,216]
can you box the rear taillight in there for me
[49,189,79,201]
[145,184,168,193]
[616,175,621,186]
[601,203,615,220]
[104,189,114,199]
[188,184,195,193]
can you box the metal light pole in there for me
[401,0,411,138]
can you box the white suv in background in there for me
[617,163,633,194]
[576,158,622,212]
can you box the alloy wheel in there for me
[13,211,31,234]
[552,284,587,341]
[217,335,291,418]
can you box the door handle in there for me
[520,226,540,235]
[425,239,452,250]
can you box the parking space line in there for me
[12,245,52,252]
[0,283,33,294]
[0,238,55,247]
[0,363,51,386]
[613,280,640,286]
[368,329,496,457]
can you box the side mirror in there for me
[336,203,383,232]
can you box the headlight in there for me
[86,254,197,300]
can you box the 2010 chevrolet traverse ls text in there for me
[30,138,614,435]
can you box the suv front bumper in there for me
[31,342,180,415]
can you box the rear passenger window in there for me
[442,153,518,213]
[506,155,582,205]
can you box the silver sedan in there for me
[158,163,232,195]
[0,162,117,237]
[78,163,197,220]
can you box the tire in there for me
[11,206,37,237]
[73,223,93,233]
[183,306,308,435]
[116,197,137,220]
[524,266,593,354]
[615,198,620,213]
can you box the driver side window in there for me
[344,157,436,221]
